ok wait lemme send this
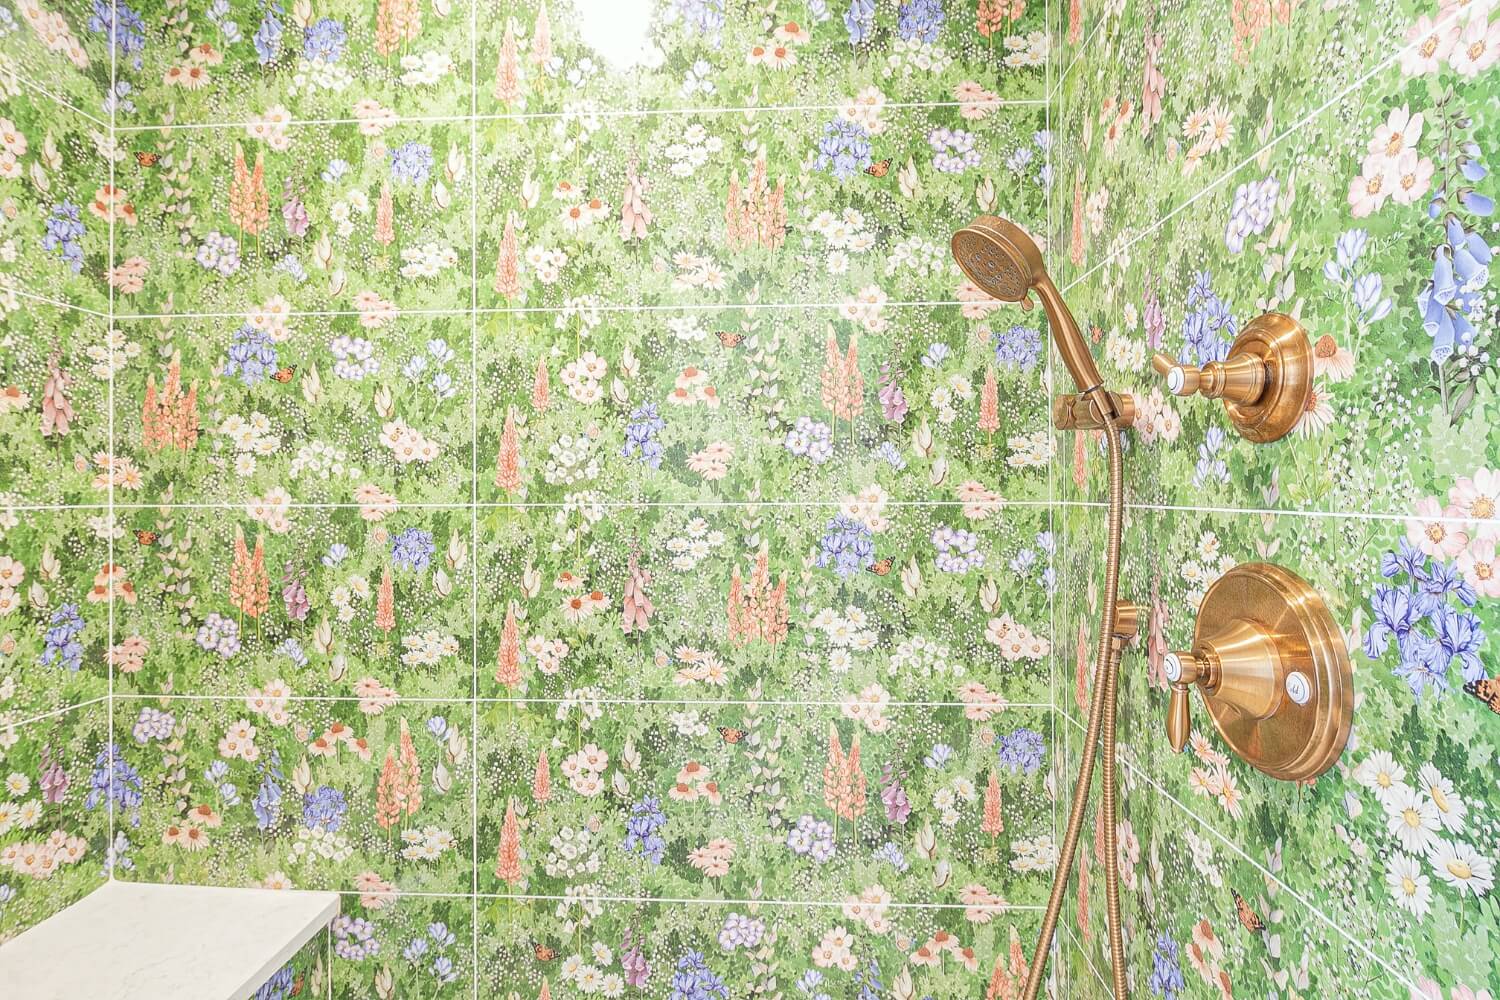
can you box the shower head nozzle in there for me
[949,215,1106,397]
[949,216,1045,303]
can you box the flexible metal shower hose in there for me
[1021,410,1128,999]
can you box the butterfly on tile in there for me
[717,726,746,745]
[269,365,297,383]
[1231,889,1265,935]
[133,530,158,546]
[865,158,891,178]
[866,557,893,577]
[715,330,743,348]
[289,975,305,997]
[1463,676,1500,714]
[532,942,557,962]
[134,151,160,167]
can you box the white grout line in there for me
[6,66,111,129]
[1047,8,1111,103]
[11,496,1462,524]
[1061,498,1454,526]
[0,282,110,318]
[106,0,118,888]
[1060,3,1470,297]
[113,692,1057,710]
[109,299,978,321]
[291,885,1052,911]
[1,695,111,732]
[1062,922,1113,996]
[112,98,1050,135]
[97,498,1059,511]
[468,9,481,993]
[1054,711,1422,993]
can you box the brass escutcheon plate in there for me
[1223,313,1313,443]
[1194,563,1352,781]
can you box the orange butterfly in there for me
[1232,889,1265,934]
[134,151,160,167]
[270,365,297,383]
[716,331,743,348]
[133,530,158,546]
[1464,677,1500,714]
[867,557,893,577]
[533,942,557,962]
[865,158,891,178]
[717,726,746,744]
[289,976,305,997]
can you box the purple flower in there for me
[131,707,174,744]
[1224,176,1279,253]
[195,231,241,277]
[195,613,241,659]
[303,784,348,831]
[390,142,435,185]
[785,417,834,464]
[897,0,944,42]
[929,128,981,173]
[252,11,282,65]
[302,17,346,62]
[815,119,873,180]
[331,914,380,961]
[994,325,1043,372]
[676,0,725,37]
[996,727,1046,775]
[391,528,437,572]
[669,950,728,1000]
[41,201,85,274]
[40,603,85,672]
[1148,934,1185,999]
[624,403,666,468]
[717,912,765,951]
[786,814,835,863]
[623,796,668,864]
[932,526,983,573]
[225,324,278,385]
[844,0,875,44]
[84,744,143,825]
[817,515,875,577]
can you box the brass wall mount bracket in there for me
[1163,562,1352,782]
[1052,391,1136,431]
[1151,312,1313,443]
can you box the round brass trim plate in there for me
[1223,313,1313,443]
[1194,563,1352,781]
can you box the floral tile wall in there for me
[1055,0,1500,997]
[5,0,1084,994]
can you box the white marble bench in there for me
[0,881,339,1000]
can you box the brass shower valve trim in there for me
[1162,563,1353,782]
[1149,312,1314,443]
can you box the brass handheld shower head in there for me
[950,216,1106,399]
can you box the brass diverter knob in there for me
[1162,563,1352,782]
[1150,312,1313,443]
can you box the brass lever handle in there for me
[1150,351,1266,405]
[1162,651,1203,753]
[1145,313,1313,443]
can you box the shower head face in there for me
[949,216,1046,302]
[950,215,1107,397]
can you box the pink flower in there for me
[1450,12,1500,77]
[1406,496,1469,558]
[1457,535,1500,597]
